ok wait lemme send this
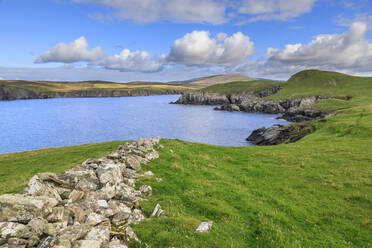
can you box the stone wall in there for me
[0,137,163,248]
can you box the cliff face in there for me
[0,85,182,100]
[172,87,327,122]
[173,85,282,105]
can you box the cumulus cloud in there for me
[238,0,317,22]
[233,22,372,79]
[35,37,105,63]
[73,0,227,24]
[266,22,372,70]
[102,49,164,72]
[167,31,255,66]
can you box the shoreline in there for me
[172,90,329,145]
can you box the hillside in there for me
[0,79,192,100]
[202,80,282,94]
[170,74,256,87]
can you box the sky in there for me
[0,0,372,82]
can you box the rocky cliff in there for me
[173,89,328,122]
[216,96,328,122]
[0,137,164,247]
[0,85,182,100]
[172,85,282,105]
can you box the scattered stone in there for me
[139,185,152,196]
[195,221,213,233]
[144,171,154,177]
[155,177,163,182]
[151,204,165,218]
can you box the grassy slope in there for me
[0,80,192,94]
[202,80,282,94]
[0,69,371,247]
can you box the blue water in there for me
[0,95,289,153]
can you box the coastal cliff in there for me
[0,85,183,100]
[173,85,282,105]
[173,90,328,122]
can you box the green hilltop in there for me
[0,69,371,247]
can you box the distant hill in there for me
[169,74,256,87]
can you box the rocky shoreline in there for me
[172,90,329,145]
[0,85,182,101]
[0,137,164,248]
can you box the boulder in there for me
[195,221,213,233]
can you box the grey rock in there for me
[195,221,213,233]
[125,156,141,171]
[37,236,57,248]
[139,185,152,196]
[0,194,58,222]
[151,204,165,218]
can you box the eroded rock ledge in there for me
[0,137,162,248]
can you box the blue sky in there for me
[0,0,371,82]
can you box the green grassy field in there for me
[0,70,371,247]
[202,80,282,94]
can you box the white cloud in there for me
[267,22,372,69]
[73,0,227,24]
[167,31,255,66]
[238,0,316,22]
[35,37,105,63]
[233,22,372,79]
[0,76,4,80]
[102,49,164,72]
[72,0,319,24]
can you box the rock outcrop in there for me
[246,122,316,145]
[172,89,327,122]
[217,96,328,122]
[171,85,282,105]
[0,137,162,248]
[0,85,182,101]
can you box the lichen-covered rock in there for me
[0,194,58,222]
[73,239,102,248]
[125,155,141,171]
[139,185,152,196]
[0,222,27,239]
[27,175,62,202]
[86,213,106,226]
